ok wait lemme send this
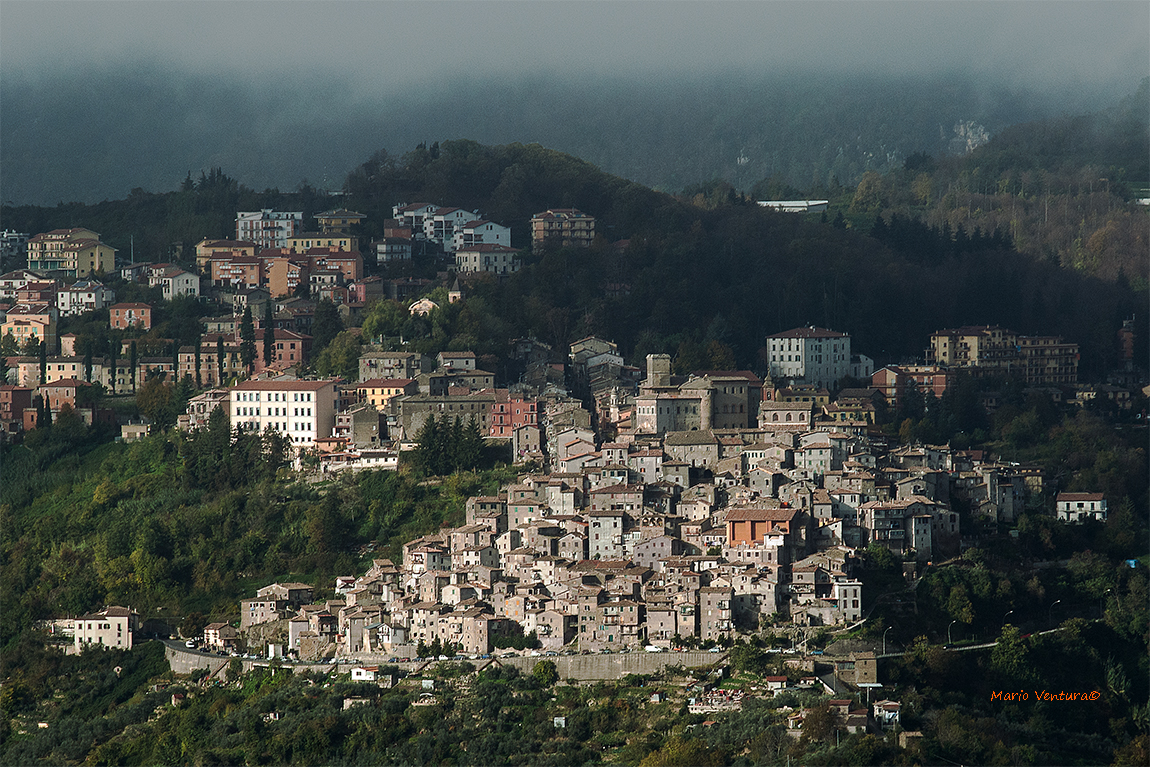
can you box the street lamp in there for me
[948,620,957,644]
[1048,600,1062,626]
[1002,610,1014,628]
[883,627,893,656]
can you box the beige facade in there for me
[928,325,1078,384]
[195,239,258,269]
[2,315,55,351]
[74,606,138,650]
[27,228,115,277]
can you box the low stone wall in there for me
[495,650,724,680]
[164,643,725,681]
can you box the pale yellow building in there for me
[287,232,356,252]
[27,228,115,277]
[357,378,417,409]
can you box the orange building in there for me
[725,507,796,547]
[207,256,264,289]
[109,303,152,330]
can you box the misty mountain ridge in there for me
[0,64,1128,206]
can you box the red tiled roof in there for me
[725,507,795,522]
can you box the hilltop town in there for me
[2,179,1146,764]
[5,200,1134,657]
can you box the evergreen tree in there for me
[216,336,225,385]
[414,414,440,475]
[262,299,275,367]
[83,348,93,383]
[129,341,138,393]
[457,415,485,470]
[311,299,343,354]
[34,394,50,429]
[0,330,18,358]
[261,426,291,482]
[38,340,47,385]
[449,416,465,470]
[240,307,257,372]
[21,334,39,357]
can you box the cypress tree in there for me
[240,307,257,373]
[38,340,47,385]
[83,348,93,383]
[129,341,138,393]
[263,300,275,367]
[216,336,225,385]
[35,394,50,429]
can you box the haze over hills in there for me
[1,65,1141,207]
[4,0,1146,206]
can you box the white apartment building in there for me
[0,269,42,302]
[392,203,438,236]
[766,327,852,388]
[452,220,511,252]
[1055,493,1108,524]
[236,210,303,250]
[74,606,138,650]
[156,269,200,299]
[230,379,337,446]
[57,279,114,316]
[423,207,477,250]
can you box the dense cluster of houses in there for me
[200,331,1116,664]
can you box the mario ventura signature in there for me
[991,690,1101,701]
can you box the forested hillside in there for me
[848,78,1149,284]
[8,132,1144,381]
[2,128,1147,765]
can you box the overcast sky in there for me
[3,1,1147,95]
